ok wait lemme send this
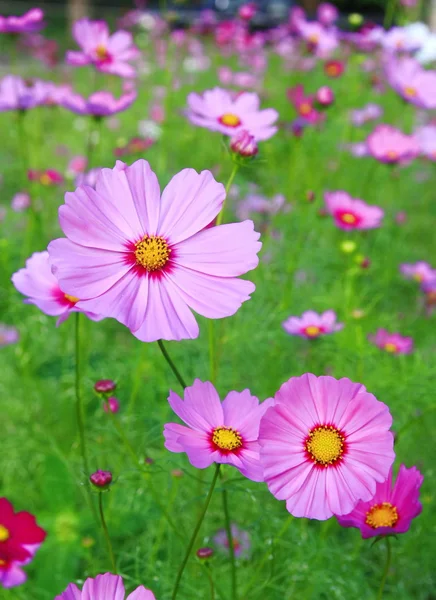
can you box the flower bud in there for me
[94,379,117,394]
[89,470,112,489]
[315,86,335,108]
[305,190,315,203]
[103,396,120,413]
[196,547,214,560]
[230,129,258,158]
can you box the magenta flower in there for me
[287,84,322,125]
[186,88,278,141]
[0,76,47,111]
[48,160,261,342]
[366,124,420,165]
[0,324,19,347]
[337,465,423,538]
[415,125,436,161]
[400,261,436,283]
[28,169,64,186]
[66,18,140,78]
[0,8,44,34]
[55,573,155,600]
[230,129,258,157]
[282,309,343,339]
[61,90,137,117]
[324,190,384,231]
[259,374,395,520]
[214,524,251,558]
[12,251,102,326]
[385,56,436,110]
[368,329,413,355]
[164,379,273,482]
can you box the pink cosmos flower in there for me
[337,465,423,538]
[368,329,414,354]
[415,125,436,160]
[11,192,31,212]
[12,251,102,326]
[259,374,395,520]
[61,90,137,117]
[39,82,71,107]
[164,379,273,482]
[28,169,63,186]
[67,156,88,177]
[21,33,58,67]
[75,167,102,189]
[324,190,384,231]
[400,261,436,283]
[287,84,322,125]
[385,56,436,110]
[0,8,44,34]
[186,88,278,141]
[350,103,383,126]
[366,124,420,164]
[237,193,286,221]
[282,310,343,339]
[381,27,418,52]
[66,18,140,78]
[48,160,261,342]
[0,324,19,347]
[55,573,155,600]
[297,21,338,57]
[214,524,251,558]
[317,3,338,26]
[0,76,47,111]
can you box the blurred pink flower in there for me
[317,3,338,26]
[48,160,261,342]
[66,18,140,78]
[0,76,47,111]
[61,90,136,117]
[28,169,63,186]
[350,103,383,126]
[337,465,423,538]
[239,3,257,21]
[366,124,419,164]
[324,190,384,230]
[67,156,88,177]
[75,167,102,188]
[237,193,285,220]
[214,524,251,558]
[164,379,273,482]
[368,329,413,354]
[0,8,44,34]
[11,192,30,212]
[282,309,343,339]
[287,84,321,124]
[0,325,19,347]
[230,129,258,157]
[415,125,436,160]
[400,261,436,283]
[385,56,436,110]
[297,21,338,57]
[103,397,120,413]
[55,573,156,600]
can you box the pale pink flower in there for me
[368,329,414,354]
[61,90,136,117]
[385,56,436,110]
[67,156,88,177]
[56,573,155,600]
[0,76,47,111]
[186,88,278,141]
[337,465,423,538]
[237,193,285,221]
[282,309,343,339]
[66,18,140,78]
[164,379,273,482]
[0,324,19,347]
[214,524,251,558]
[317,3,338,26]
[11,192,30,212]
[297,21,339,57]
[366,124,420,164]
[48,160,261,342]
[324,190,384,230]
[259,374,395,520]
[400,261,436,283]
[0,8,44,34]
[415,125,436,160]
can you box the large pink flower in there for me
[337,465,423,538]
[366,124,420,164]
[186,88,278,141]
[66,18,140,78]
[259,374,395,520]
[164,379,273,482]
[12,251,102,326]
[282,310,343,339]
[324,190,384,230]
[48,160,261,342]
[56,573,155,600]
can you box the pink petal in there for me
[168,379,224,430]
[126,586,156,600]
[82,574,124,600]
[56,583,82,600]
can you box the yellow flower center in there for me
[326,64,339,76]
[384,342,398,353]
[306,425,345,466]
[305,325,321,337]
[64,293,79,304]
[212,426,243,451]
[340,212,357,225]
[299,102,312,116]
[0,525,10,542]
[366,502,399,528]
[0,559,7,567]
[387,150,398,161]
[413,273,423,282]
[135,235,171,272]
[219,113,241,127]
[308,33,319,44]
[95,45,109,61]
[404,86,417,97]
[40,173,52,185]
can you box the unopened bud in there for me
[315,86,335,108]
[103,396,120,413]
[306,190,315,203]
[196,547,214,559]
[230,129,258,158]
[90,470,112,489]
[94,379,117,394]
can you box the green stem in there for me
[171,464,221,600]
[202,563,215,600]
[216,163,239,226]
[157,339,187,389]
[377,537,392,600]
[75,313,90,477]
[98,492,117,573]
[208,321,218,383]
[221,474,237,600]
[384,0,397,28]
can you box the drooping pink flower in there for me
[415,125,436,160]
[48,160,261,342]
[0,8,44,34]
[61,90,136,117]
[186,88,278,141]
[0,76,47,111]
[214,524,251,558]
[324,190,384,230]
[164,379,273,482]
[66,18,140,78]
[317,3,338,26]
[368,329,414,354]
[282,310,343,339]
[259,374,395,520]
[400,261,436,283]
[366,124,420,164]
[337,465,423,538]
[55,573,156,600]
[0,325,19,347]
[287,84,321,124]
[0,498,46,589]
[230,129,258,157]
[12,251,102,326]
[385,56,436,110]
[28,169,64,186]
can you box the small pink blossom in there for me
[400,261,436,283]
[0,76,47,111]
[415,125,436,160]
[315,85,334,107]
[61,90,136,117]
[28,169,63,186]
[368,329,414,354]
[238,3,257,21]
[55,573,156,600]
[385,56,436,110]
[67,156,88,177]
[237,193,286,221]
[297,21,339,57]
[317,3,338,26]
[0,8,44,34]
[287,84,322,124]
[0,324,19,347]
[282,310,343,339]
[324,190,384,230]
[366,124,420,164]
[164,379,273,482]
[11,192,30,212]
[214,524,251,558]
[103,396,120,413]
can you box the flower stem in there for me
[75,313,90,478]
[98,492,117,573]
[377,537,392,600]
[216,163,239,226]
[221,473,238,600]
[157,339,187,389]
[171,464,221,600]
[202,563,215,600]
